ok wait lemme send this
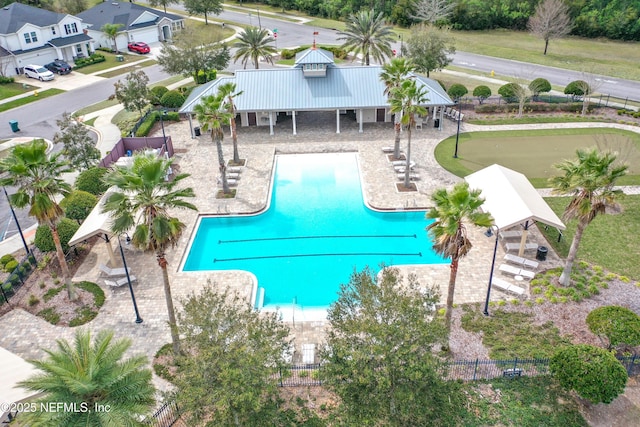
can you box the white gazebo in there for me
[465,164,566,256]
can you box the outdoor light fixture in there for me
[2,186,30,255]
[453,105,462,158]
[118,235,143,324]
[483,226,499,316]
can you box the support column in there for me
[104,234,118,267]
[439,108,444,131]
[292,111,297,135]
[336,109,340,134]
[269,112,274,136]
[359,109,363,133]
[188,114,195,138]
[518,221,530,257]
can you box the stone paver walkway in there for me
[2,112,638,379]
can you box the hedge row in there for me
[0,76,15,84]
[135,110,180,137]
[475,102,595,114]
[280,45,347,60]
[617,109,640,118]
[73,53,106,70]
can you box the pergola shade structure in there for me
[179,48,455,136]
[465,164,566,256]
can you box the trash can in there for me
[116,55,124,62]
[126,149,132,157]
[536,246,548,261]
[9,120,19,132]
[433,119,440,128]
[194,126,201,136]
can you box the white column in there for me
[439,108,444,130]
[104,235,118,267]
[269,112,274,135]
[292,111,297,135]
[359,109,363,133]
[336,109,340,133]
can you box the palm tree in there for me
[389,79,428,188]
[426,182,493,330]
[380,58,416,160]
[194,93,234,194]
[218,82,244,165]
[103,153,196,355]
[337,10,395,66]
[101,23,124,53]
[0,139,75,300]
[232,27,277,69]
[18,329,155,426]
[550,148,628,286]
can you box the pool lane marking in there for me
[214,252,422,263]
[218,234,417,244]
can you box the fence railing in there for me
[144,400,181,427]
[276,354,640,386]
[1,252,37,304]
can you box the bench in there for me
[499,264,535,280]
[104,275,137,288]
[499,230,523,240]
[503,368,523,378]
[491,276,525,296]
[505,242,538,252]
[504,254,539,270]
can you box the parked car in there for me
[127,42,150,54]
[44,60,72,75]
[23,64,54,81]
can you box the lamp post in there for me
[453,104,461,158]
[3,186,30,255]
[398,34,403,57]
[257,8,262,29]
[159,109,168,155]
[483,226,499,316]
[118,235,143,324]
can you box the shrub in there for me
[34,219,80,253]
[149,86,169,105]
[134,112,158,137]
[447,83,468,102]
[73,53,106,69]
[28,295,40,306]
[160,90,185,109]
[528,78,551,100]
[586,306,640,349]
[0,254,16,270]
[60,190,98,222]
[564,80,589,100]
[4,260,18,273]
[472,85,491,104]
[280,48,295,59]
[550,344,627,404]
[0,76,15,84]
[498,83,521,102]
[75,167,108,195]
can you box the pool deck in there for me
[0,113,568,381]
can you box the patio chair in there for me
[302,343,315,364]
[499,230,523,240]
[227,166,242,173]
[499,264,535,280]
[491,276,525,296]
[104,275,137,288]
[99,264,131,277]
[504,254,539,270]
[397,173,420,181]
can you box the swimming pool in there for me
[183,152,446,309]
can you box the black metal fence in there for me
[144,400,181,427]
[0,252,37,304]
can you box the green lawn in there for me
[0,82,39,100]
[95,60,157,78]
[434,128,640,187]
[73,51,151,75]
[541,195,640,280]
[0,89,65,113]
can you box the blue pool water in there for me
[183,153,446,309]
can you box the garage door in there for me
[130,27,159,45]
[18,49,57,69]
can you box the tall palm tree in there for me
[389,79,428,187]
[380,58,416,160]
[194,93,234,194]
[218,82,244,165]
[232,27,277,69]
[337,10,395,66]
[550,148,628,286]
[0,139,75,300]
[101,23,124,53]
[426,182,493,330]
[103,153,196,355]
[18,329,155,426]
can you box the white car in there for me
[24,64,54,81]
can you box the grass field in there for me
[434,128,640,187]
[0,82,39,101]
[541,195,640,280]
[0,89,65,113]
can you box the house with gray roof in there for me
[180,48,455,136]
[77,2,184,51]
[0,2,94,77]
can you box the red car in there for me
[127,42,150,54]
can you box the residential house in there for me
[0,2,94,77]
[77,2,184,52]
